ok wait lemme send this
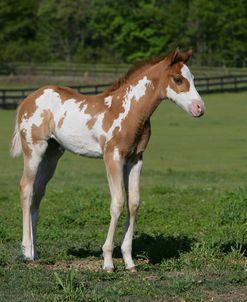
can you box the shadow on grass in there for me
[68,247,102,258]
[132,233,195,264]
[68,233,195,264]
[220,240,247,256]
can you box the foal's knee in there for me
[110,198,124,218]
[129,200,140,216]
[19,176,33,205]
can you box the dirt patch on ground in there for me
[206,287,247,302]
[28,259,103,272]
[27,258,150,272]
[48,259,103,272]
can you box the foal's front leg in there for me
[102,154,124,272]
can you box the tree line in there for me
[0,0,246,67]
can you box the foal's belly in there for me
[55,131,103,158]
[53,111,104,158]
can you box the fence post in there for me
[2,90,6,109]
[206,77,209,93]
[220,77,223,92]
[234,76,238,91]
[95,85,98,94]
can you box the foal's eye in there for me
[174,76,183,85]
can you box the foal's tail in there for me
[10,108,22,157]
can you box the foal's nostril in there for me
[189,100,205,117]
[197,103,205,114]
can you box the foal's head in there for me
[162,48,205,117]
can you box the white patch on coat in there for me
[166,64,202,113]
[54,99,103,157]
[28,141,48,172]
[113,147,120,161]
[104,96,112,108]
[106,76,151,141]
[20,89,103,158]
[20,89,61,145]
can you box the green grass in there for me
[1,92,247,301]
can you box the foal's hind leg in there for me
[20,139,63,260]
[121,157,143,271]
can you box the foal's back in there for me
[17,85,110,158]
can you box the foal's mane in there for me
[105,53,167,93]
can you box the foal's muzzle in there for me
[189,100,205,117]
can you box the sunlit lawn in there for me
[1,92,247,301]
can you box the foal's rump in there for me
[10,86,104,159]
[10,87,57,158]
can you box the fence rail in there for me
[1,75,247,109]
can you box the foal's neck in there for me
[106,63,163,126]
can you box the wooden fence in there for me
[0,74,247,109]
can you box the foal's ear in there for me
[167,47,180,65]
[168,48,193,65]
[181,48,193,63]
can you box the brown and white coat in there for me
[11,49,205,272]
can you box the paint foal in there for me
[11,49,205,272]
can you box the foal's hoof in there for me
[21,246,37,261]
[127,266,137,273]
[21,253,36,262]
[104,267,114,273]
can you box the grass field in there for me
[1,92,247,301]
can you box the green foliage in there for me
[187,0,247,66]
[0,0,247,65]
[36,0,91,62]
[0,0,38,62]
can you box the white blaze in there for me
[166,65,202,113]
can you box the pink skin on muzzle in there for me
[189,100,205,117]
